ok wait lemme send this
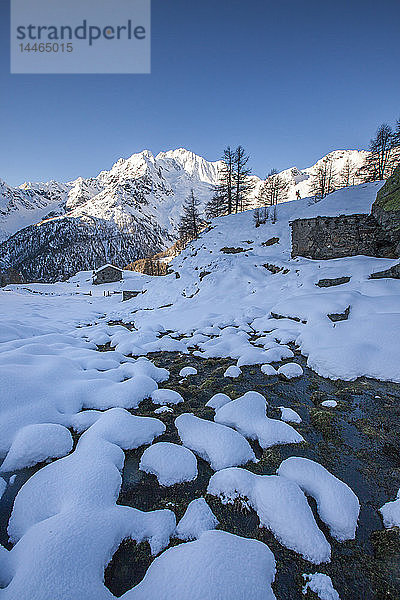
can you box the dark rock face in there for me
[370,262,400,280]
[291,214,397,259]
[316,276,351,287]
[371,166,400,255]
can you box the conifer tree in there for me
[178,190,204,242]
[233,145,253,213]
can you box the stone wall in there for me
[290,214,397,260]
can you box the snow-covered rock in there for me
[139,442,198,486]
[277,457,360,541]
[179,366,198,377]
[321,400,338,408]
[261,364,278,376]
[214,391,304,449]
[151,389,184,406]
[122,530,277,600]
[175,498,218,541]
[205,393,232,410]
[302,573,341,600]
[379,488,400,528]
[277,363,304,379]
[279,407,302,424]
[224,365,242,378]
[175,413,256,471]
[208,467,331,564]
[0,423,73,472]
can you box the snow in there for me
[2,408,175,600]
[208,467,331,563]
[1,177,399,598]
[224,365,242,378]
[277,457,360,541]
[277,363,304,379]
[174,498,218,540]
[175,413,256,471]
[139,442,198,486]
[321,400,338,408]
[179,366,198,377]
[261,364,278,376]
[0,423,73,472]
[302,573,341,600]
[214,391,304,449]
[122,530,277,600]
[154,406,173,414]
[0,477,6,498]
[379,487,400,528]
[205,393,232,410]
[151,388,184,405]
[279,407,302,423]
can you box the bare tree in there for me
[340,157,357,187]
[362,123,394,181]
[178,190,204,242]
[257,169,288,223]
[309,157,337,200]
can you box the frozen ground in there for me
[0,181,399,598]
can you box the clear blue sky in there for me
[1,0,399,186]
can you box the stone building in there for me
[92,264,123,285]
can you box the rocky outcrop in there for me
[370,262,400,280]
[371,166,400,255]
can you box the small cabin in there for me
[92,264,123,285]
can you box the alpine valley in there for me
[0,148,367,282]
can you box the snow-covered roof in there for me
[93,263,123,274]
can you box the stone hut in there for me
[92,264,123,285]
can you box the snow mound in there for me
[261,364,277,376]
[302,573,341,600]
[279,407,302,424]
[9,408,166,543]
[0,423,73,472]
[179,367,198,377]
[151,388,184,405]
[205,393,232,410]
[175,498,218,541]
[277,363,304,379]
[208,467,331,564]
[3,408,175,600]
[321,400,338,408]
[224,365,241,378]
[175,413,256,471]
[154,406,173,414]
[262,346,295,363]
[277,457,360,541]
[122,530,277,600]
[139,442,198,486]
[237,349,273,367]
[379,488,400,528]
[214,391,304,449]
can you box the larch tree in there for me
[178,189,204,243]
[362,123,394,181]
[233,145,253,213]
[218,147,235,214]
[309,157,337,200]
[205,187,228,219]
[257,169,288,223]
[340,157,357,188]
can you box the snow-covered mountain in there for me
[0,147,368,282]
